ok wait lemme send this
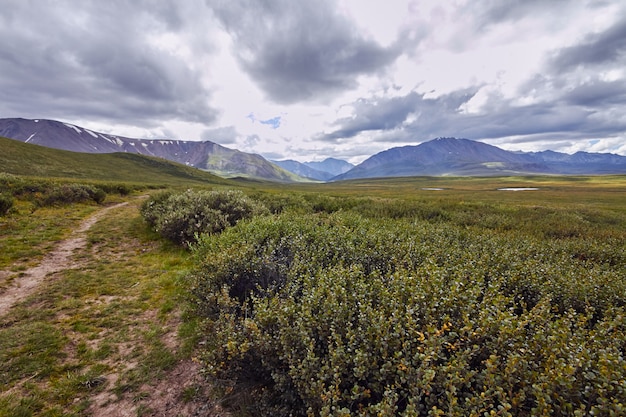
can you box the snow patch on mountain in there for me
[63,123,82,134]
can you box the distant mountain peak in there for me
[3,119,624,181]
[332,137,626,180]
[304,158,354,176]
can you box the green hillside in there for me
[0,136,233,187]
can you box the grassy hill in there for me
[0,135,233,187]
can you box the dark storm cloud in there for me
[321,81,626,146]
[460,98,626,142]
[320,88,478,142]
[453,104,593,140]
[561,79,626,107]
[510,69,626,137]
[209,0,402,104]
[0,0,217,126]
[549,17,626,71]
[316,2,626,152]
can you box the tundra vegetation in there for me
[1,173,625,416]
[143,178,626,416]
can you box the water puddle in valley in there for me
[497,188,540,191]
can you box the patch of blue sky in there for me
[260,116,281,129]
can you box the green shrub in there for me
[0,193,14,216]
[253,192,312,214]
[139,190,175,226]
[0,172,38,195]
[141,189,269,247]
[97,182,134,195]
[0,173,21,193]
[189,212,626,416]
[34,183,107,207]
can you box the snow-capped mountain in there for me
[0,118,301,181]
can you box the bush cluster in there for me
[141,189,268,247]
[189,212,626,416]
[0,192,14,216]
[34,183,107,206]
[0,173,147,199]
[248,191,625,243]
[0,173,124,207]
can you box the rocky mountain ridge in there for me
[0,118,303,182]
[2,118,625,181]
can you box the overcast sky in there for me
[2,0,626,163]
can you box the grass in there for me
[0,201,98,272]
[0,136,233,187]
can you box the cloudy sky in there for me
[2,0,626,163]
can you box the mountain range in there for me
[2,118,626,181]
[0,118,305,182]
[332,137,626,180]
[271,158,354,181]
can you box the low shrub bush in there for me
[189,212,626,416]
[35,183,106,206]
[141,189,269,247]
[1,174,141,201]
[96,182,135,195]
[0,193,14,216]
[0,172,38,195]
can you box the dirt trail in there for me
[1,200,231,416]
[0,202,128,315]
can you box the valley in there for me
[0,133,625,416]
[2,118,626,183]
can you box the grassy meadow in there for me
[1,152,625,416]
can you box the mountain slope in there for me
[333,137,626,180]
[271,160,331,181]
[272,158,355,180]
[0,135,233,186]
[0,118,303,182]
[304,158,354,176]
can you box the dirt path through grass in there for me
[0,198,230,416]
[0,202,128,316]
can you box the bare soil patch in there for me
[90,359,227,417]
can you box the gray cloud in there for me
[321,88,478,142]
[453,104,593,140]
[201,126,238,144]
[0,0,217,126]
[561,79,626,107]
[314,3,626,157]
[321,79,626,148]
[472,0,571,25]
[550,17,626,71]
[209,0,402,104]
